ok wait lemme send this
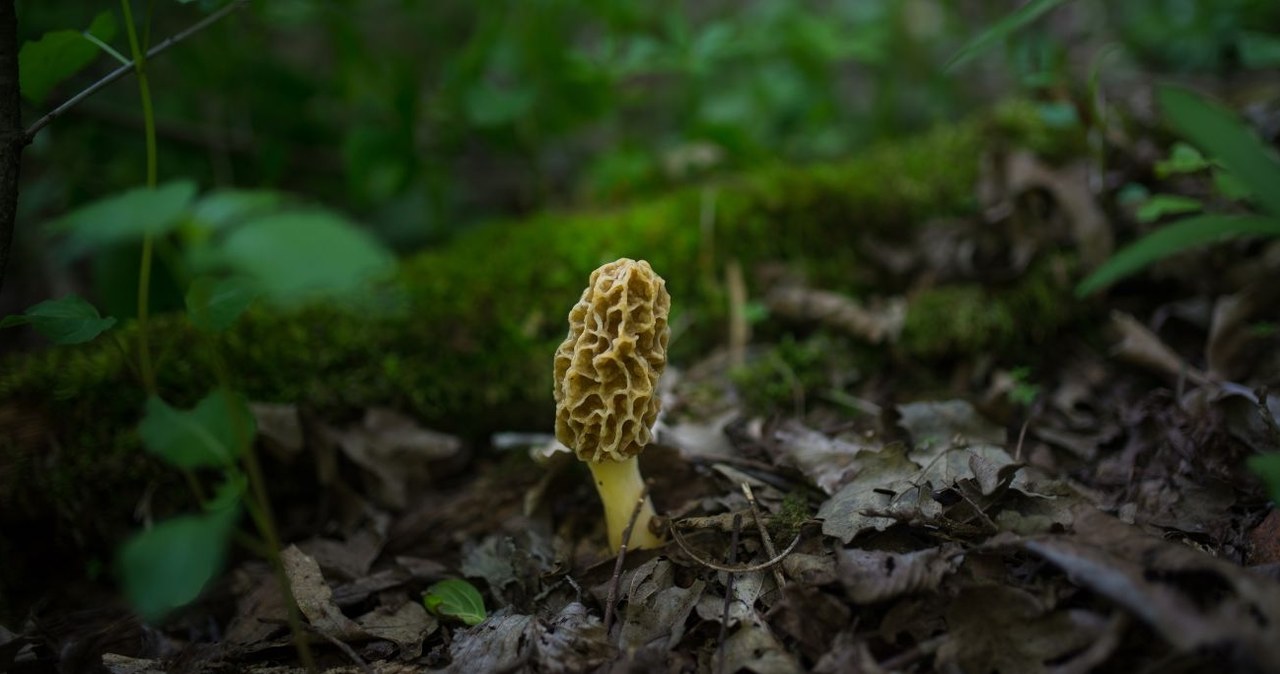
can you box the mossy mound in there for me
[0,110,1081,619]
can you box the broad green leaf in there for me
[423,579,486,626]
[1136,194,1202,223]
[1116,183,1150,207]
[1248,454,1280,505]
[1212,169,1252,201]
[1036,101,1078,128]
[464,81,535,128]
[54,181,198,257]
[19,11,117,104]
[189,189,284,232]
[0,295,115,344]
[1159,86,1280,218]
[1154,143,1209,178]
[137,390,256,469]
[118,488,240,622]
[219,210,394,305]
[1240,31,1280,69]
[946,0,1070,71]
[185,276,260,333]
[1076,215,1280,296]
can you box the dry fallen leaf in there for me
[616,559,706,651]
[935,585,1101,674]
[354,600,436,660]
[837,544,963,604]
[1015,508,1280,671]
[441,602,613,674]
[281,545,366,641]
[325,408,464,509]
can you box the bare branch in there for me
[23,0,249,141]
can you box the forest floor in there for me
[4,103,1280,674]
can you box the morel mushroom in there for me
[554,258,669,551]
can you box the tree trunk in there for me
[0,0,25,294]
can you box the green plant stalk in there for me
[241,445,316,671]
[119,0,157,393]
[208,336,315,670]
[120,4,309,665]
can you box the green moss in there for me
[988,99,1089,163]
[730,332,875,415]
[899,253,1077,358]
[771,492,812,541]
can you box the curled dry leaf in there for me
[250,402,304,457]
[770,420,882,495]
[766,585,852,661]
[837,544,963,604]
[326,408,464,509]
[716,613,803,674]
[694,570,766,627]
[355,601,436,661]
[616,559,706,651]
[817,444,934,544]
[441,603,613,674]
[1015,508,1280,671]
[1110,312,1211,385]
[987,150,1112,266]
[935,585,1103,674]
[765,285,906,344]
[281,545,365,641]
[1205,283,1280,382]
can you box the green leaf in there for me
[0,295,116,344]
[1154,142,1209,178]
[1116,183,1150,208]
[1240,31,1280,69]
[19,11,117,104]
[946,0,1069,71]
[1248,454,1280,505]
[1212,169,1253,201]
[54,181,198,257]
[1159,86,1280,218]
[423,579,486,626]
[137,390,256,469]
[189,189,285,232]
[1076,215,1280,296]
[464,81,535,128]
[185,276,260,333]
[219,210,394,305]
[1136,194,1202,223]
[118,484,240,622]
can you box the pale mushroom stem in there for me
[587,455,663,551]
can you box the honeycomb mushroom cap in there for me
[554,258,671,463]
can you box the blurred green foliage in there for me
[12,0,980,255]
[10,0,1280,313]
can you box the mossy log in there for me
[0,108,1078,618]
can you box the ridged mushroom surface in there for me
[554,258,670,463]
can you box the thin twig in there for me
[741,483,786,590]
[879,634,947,671]
[715,513,742,674]
[23,0,250,141]
[669,520,803,573]
[314,627,372,674]
[1013,416,1030,462]
[604,482,652,634]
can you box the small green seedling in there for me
[1248,455,1280,506]
[423,579,487,626]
